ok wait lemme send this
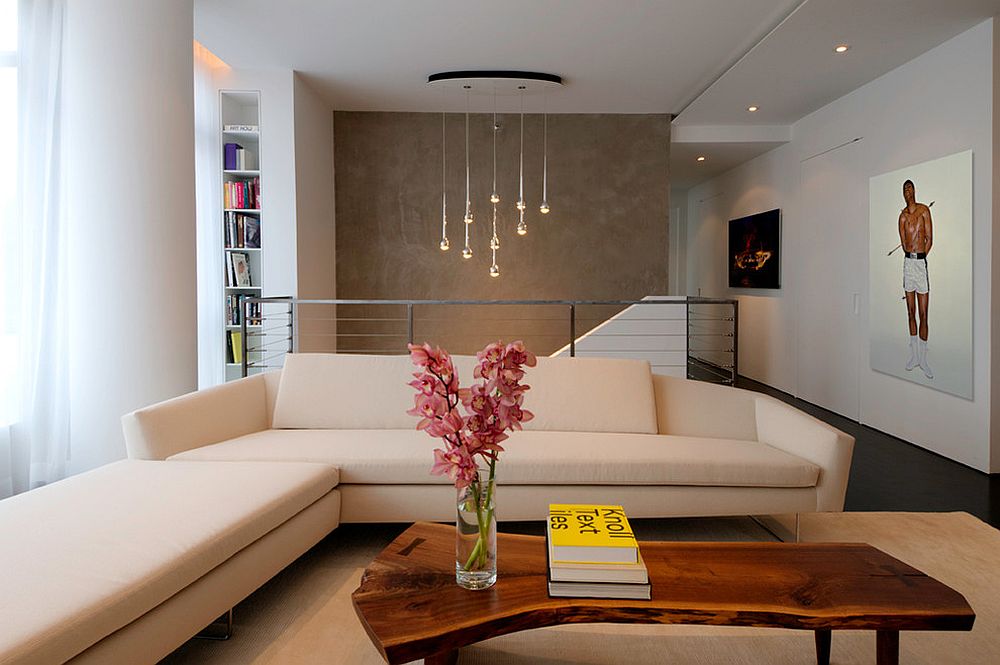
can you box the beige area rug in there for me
[161,513,997,664]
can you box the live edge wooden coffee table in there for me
[352,522,974,665]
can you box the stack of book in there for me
[224,212,260,249]
[223,142,254,170]
[224,178,261,209]
[546,504,650,600]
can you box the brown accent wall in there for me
[333,111,670,354]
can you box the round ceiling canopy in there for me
[427,70,563,95]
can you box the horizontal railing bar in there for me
[247,351,291,367]
[245,297,738,306]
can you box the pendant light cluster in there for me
[428,71,562,278]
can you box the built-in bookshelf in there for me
[220,91,264,381]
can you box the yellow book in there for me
[547,504,639,564]
[230,331,243,364]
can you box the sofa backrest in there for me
[520,356,658,434]
[270,353,657,434]
[651,374,758,440]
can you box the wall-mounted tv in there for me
[728,208,780,289]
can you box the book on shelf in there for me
[548,504,639,564]
[243,216,261,248]
[226,295,262,326]
[224,211,260,248]
[223,178,261,210]
[228,331,243,365]
[223,124,258,132]
[228,252,252,288]
[224,142,241,170]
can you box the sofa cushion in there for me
[520,357,658,434]
[272,353,482,430]
[0,459,339,665]
[168,429,819,488]
[270,353,657,434]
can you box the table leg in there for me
[424,649,459,665]
[876,630,899,665]
[814,629,831,665]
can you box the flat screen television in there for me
[728,208,780,289]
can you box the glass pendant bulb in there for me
[490,235,500,250]
[439,237,450,251]
[516,198,526,211]
[462,245,473,259]
[490,191,500,204]
[464,211,473,224]
[489,264,500,278]
[540,201,550,214]
[516,219,527,236]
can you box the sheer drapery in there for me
[194,41,225,388]
[1,0,70,497]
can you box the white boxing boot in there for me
[905,335,918,371]
[918,339,933,379]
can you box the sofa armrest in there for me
[122,373,271,460]
[753,395,855,512]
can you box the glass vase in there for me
[455,471,497,590]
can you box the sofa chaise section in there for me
[0,459,340,665]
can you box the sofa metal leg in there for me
[195,609,233,641]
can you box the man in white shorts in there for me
[898,179,933,379]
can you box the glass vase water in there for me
[455,471,497,590]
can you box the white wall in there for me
[686,20,996,472]
[64,0,196,472]
[292,73,336,351]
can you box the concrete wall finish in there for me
[334,112,670,302]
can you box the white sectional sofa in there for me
[0,353,852,665]
[126,353,855,519]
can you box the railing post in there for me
[288,300,295,354]
[569,304,576,357]
[240,296,248,378]
[731,300,739,385]
[685,298,691,379]
[407,303,414,346]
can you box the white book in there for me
[547,579,651,600]
[550,552,649,584]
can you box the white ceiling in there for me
[674,0,1000,126]
[670,141,787,191]
[196,0,1000,189]
[195,0,802,113]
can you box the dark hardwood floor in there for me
[736,376,1000,528]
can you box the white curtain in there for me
[194,42,225,388]
[2,0,70,497]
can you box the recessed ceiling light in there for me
[747,105,759,112]
[696,156,706,162]
[834,44,850,53]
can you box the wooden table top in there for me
[352,522,975,664]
